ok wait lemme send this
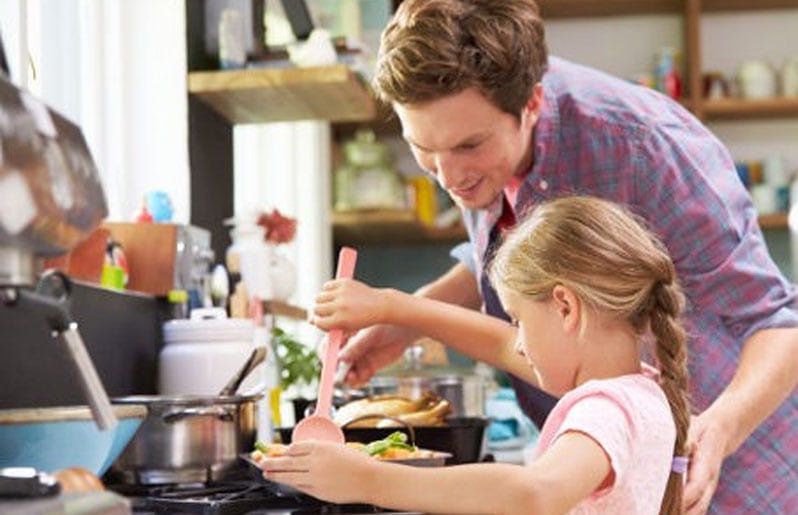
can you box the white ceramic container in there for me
[159,308,261,395]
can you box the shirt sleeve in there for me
[553,393,635,492]
[633,121,798,339]
[449,240,477,275]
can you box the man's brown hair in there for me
[374,0,548,117]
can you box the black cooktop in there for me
[109,478,421,515]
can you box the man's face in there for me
[393,86,540,210]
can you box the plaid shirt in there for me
[462,57,798,513]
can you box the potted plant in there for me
[271,326,321,424]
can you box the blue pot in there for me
[0,404,147,475]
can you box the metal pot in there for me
[431,375,486,418]
[110,394,261,484]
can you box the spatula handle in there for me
[315,247,358,417]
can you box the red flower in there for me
[256,209,297,244]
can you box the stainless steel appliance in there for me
[0,66,116,429]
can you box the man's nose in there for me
[433,152,458,189]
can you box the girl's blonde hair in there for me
[489,196,690,515]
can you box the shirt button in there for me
[539,180,549,191]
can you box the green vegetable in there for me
[254,440,270,453]
[363,431,416,456]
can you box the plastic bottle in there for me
[226,218,273,300]
[654,47,681,99]
[219,8,246,70]
[167,289,189,319]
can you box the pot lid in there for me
[163,307,254,343]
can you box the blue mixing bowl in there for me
[0,404,147,475]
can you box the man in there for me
[335,0,798,513]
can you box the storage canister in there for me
[159,307,260,395]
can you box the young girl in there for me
[260,196,691,515]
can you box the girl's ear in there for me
[551,284,580,333]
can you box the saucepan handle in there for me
[162,405,234,423]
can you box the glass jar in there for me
[334,129,404,211]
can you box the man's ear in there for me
[551,284,580,333]
[522,83,544,124]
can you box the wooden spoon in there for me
[292,246,357,444]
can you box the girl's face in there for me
[392,86,541,211]
[497,285,579,397]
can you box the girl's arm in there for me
[313,279,536,384]
[263,432,611,515]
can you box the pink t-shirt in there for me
[532,371,676,514]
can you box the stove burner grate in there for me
[108,479,420,515]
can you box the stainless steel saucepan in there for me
[110,393,261,484]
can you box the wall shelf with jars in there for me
[537,0,798,229]
[538,0,798,120]
[332,210,467,245]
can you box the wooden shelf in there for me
[537,0,681,18]
[702,97,798,120]
[703,0,798,12]
[535,0,798,17]
[262,300,307,320]
[758,212,789,229]
[332,210,468,245]
[188,64,377,125]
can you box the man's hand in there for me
[683,411,729,514]
[338,324,420,386]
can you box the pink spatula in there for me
[292,246,358,444]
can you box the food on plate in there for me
[333,392,451,428]
[250,432,440,462]
[53,467,105,493]
[251,441,288,461]
[347,431,439,460]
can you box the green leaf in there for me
[363,431,416,456]
[272,327,321,391]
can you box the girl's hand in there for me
[260,441,375,504]
[311,279,421,387]
[312,279,389,332]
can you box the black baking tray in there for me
[276,417,488,465]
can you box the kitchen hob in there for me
[107,475,422,515]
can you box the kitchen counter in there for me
[0,490,130,515]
